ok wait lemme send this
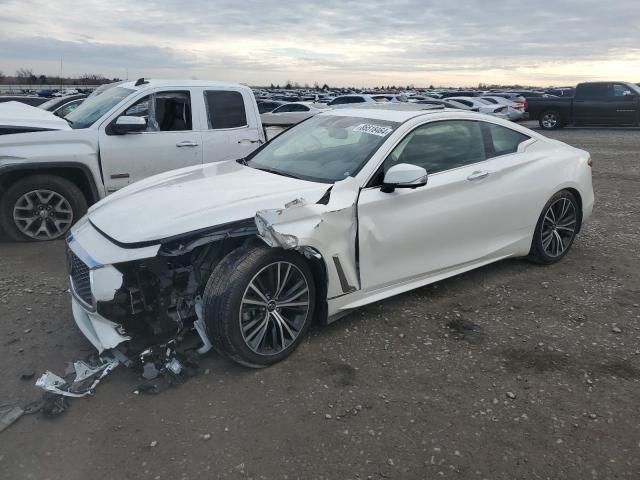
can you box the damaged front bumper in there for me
[71,296,130,353]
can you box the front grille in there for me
[69,250,93,306]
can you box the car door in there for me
[608,83,638,125]
[199,88,263,163]
[573,83,609,124]
[358,120,504,292]
[99,89,202,192]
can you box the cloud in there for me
[0,0,639,86]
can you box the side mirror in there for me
[381,163,428,193]
[112,116,147,134]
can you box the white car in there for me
[326,95,377,108]
[260,102,328,126]
[66,106,594,368]
[446,97,509,119]
[480,96,526,121]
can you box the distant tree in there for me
[313,81,319,90]
[270,83,275,89]
[0,71,4,84]
[284,80,292,89]
[16,68,34,79]
[293,81,300,88]
[321,83,329,90]
[39,74,47,84]
[429,84,434,89]
[276,84,280,89]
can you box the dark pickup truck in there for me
[528,81,640,130]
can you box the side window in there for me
[122,91,192,132]
[611,84,633,97]
[576,83,608,99]
[484,123,529,157]
[204,90,247,129]
[382,120,486,176]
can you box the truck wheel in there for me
[539,110,563,130]
[0,174,88,241]
[203,244,316,368]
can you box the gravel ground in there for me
[1,122,639,480]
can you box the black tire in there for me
[0,174,88,242]
[539,110,564,130]
[528,190,581,264]
[203,244,316,368]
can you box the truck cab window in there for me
[204,91,248,129]
[123,91,192,132]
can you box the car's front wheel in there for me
[529,190,581,264]
[0,174,87,241]
[203,244,316,368]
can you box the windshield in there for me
[245,115,400,183]
[65,86,134,129]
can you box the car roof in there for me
[118,79,250,91]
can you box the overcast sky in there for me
[1,0,638,87]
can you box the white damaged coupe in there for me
[67,105,594,367]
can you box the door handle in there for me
[237,139,262,144]
[176,141,200,147]
[467,171,489,181]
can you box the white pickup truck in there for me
[0,79,266,241]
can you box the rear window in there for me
[204,90,247,129]
[484,123,529,157]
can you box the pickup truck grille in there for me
[69,250,93,307]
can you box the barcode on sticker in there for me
[353,124,393,137]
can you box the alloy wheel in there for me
[13,189,74,240]
[541,197,577,257]
[542,113,558,129]
[239,261,311,355]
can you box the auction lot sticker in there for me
[353,124,393,137]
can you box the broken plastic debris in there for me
[194,297,213,355]
[35,358,119,398]
[0,403,24,432]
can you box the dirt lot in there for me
[1,122,639,480]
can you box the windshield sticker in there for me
[353,124,393,137]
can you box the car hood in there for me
[0,101,71,131]
[88,160,330,245]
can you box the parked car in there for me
[528,81,640,130]
[37,94,87,117]
[65,106,593,368]
[0,96,50,107]
[0,101,72,135]
[0,79,266,241]
[479,96,526,121]
[545,87,574,97]
[260,102,328,126]
[257,100,286,114]
[326,95,377,107]
[445,97,510,119]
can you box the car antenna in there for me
[134,77,148,86]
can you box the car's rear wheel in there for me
[0,175,87,241]
[529,190,581,264]
[539,110,563,130]
[203,244,315,368]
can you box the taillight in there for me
[587,156,593,167]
